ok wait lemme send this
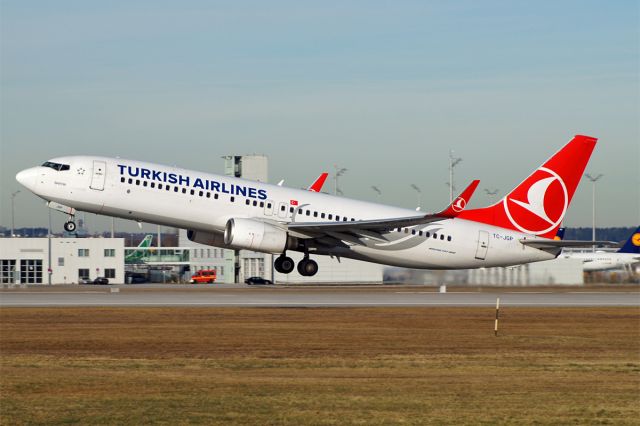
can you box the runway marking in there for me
[2,302,638,307]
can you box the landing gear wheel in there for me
[275,255,295,274]
[64,221,77,232]
[297,258,319,277]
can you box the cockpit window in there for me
[42,162,70,171]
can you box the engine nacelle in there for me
[186,229,228,247]
[224,218,290,254]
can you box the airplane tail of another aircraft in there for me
[618,227,640,254]
[458,135,598,239]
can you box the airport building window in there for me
[78,268,90,280]
[78,249,90,257]
[105,269,116,279]
[1,260,16,284]
[104,249,116,257]
[58,257,64,266]
[20,259,42,284]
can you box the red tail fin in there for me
[458,135,597,238]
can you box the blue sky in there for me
[1,1,638,232]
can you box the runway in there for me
[1,285,638,307]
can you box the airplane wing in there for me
[519,239,620,249]
[286,180,480,243]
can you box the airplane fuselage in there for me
[17,155,557,270]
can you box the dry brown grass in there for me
[1,307,639,425]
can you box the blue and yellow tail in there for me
[618,227,640,254]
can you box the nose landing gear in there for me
[63,220,77,232]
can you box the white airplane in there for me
[560,227,640,272]
[16,135,603,277]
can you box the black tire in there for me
[279,256,295,274]
[64,221,77,232]
[297,259,318,276]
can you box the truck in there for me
[189,269,217,284]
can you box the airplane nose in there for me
[16,167,38,191]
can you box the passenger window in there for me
[150,182,155,188]
[260,202,264,208]
[267,203,271,208]
[419,231,423,236]
[281,205,285,211]
[306,210,310,216]
[128,178,133,184]
[343,217,347,221]
[313,211,318,217]
[404,229,409,234]
[136,180,140,185]
[412,230,416,235]
[158,184,163,190]
[321,213,325,219]
[328,214,333,220]
[253,200,258,207]
[336,216,340,221]
[214,194,219,199]
[290,207,294,213]
[190,189,195,195]
[143,181,148,187]
[425,232,430,238]
[230,197,235,202]
[120,177,125,183]
[433,233,437,239]
[206,192,211,198]
[447,236,452,242]
[440,234,445,240]
[182,188,187,194]
[246,199,251,205]
[298,209,303,214]
[199,191,203,197]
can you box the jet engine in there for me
[224,218,294,253]
[186,230,228,247]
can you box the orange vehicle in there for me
[189,269,217,284]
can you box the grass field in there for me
[1,307,639,425]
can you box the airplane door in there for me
[277,202,288,219]
[90,160,106,191]
[475,231,489,260]
[264,200,274,216]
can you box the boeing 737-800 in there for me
[16,135,600,277]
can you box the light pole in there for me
[11,190,21,237]
[584,173,603,252]
[410,184,422,210]
[448,150,462,203]
[334,166,347,196]
[371,186,382,200]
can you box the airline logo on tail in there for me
[451,196,467,213]
[504,167,568,235]
[632,233,640,247]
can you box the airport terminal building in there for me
[1,237,125,285]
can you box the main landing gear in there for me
[274,253,318,277]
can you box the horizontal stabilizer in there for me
[520,239,620,249]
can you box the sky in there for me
[1,0,638,233]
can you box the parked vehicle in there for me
[93,277,109,285]
[244,276,273,285]
[190,269,217,284]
